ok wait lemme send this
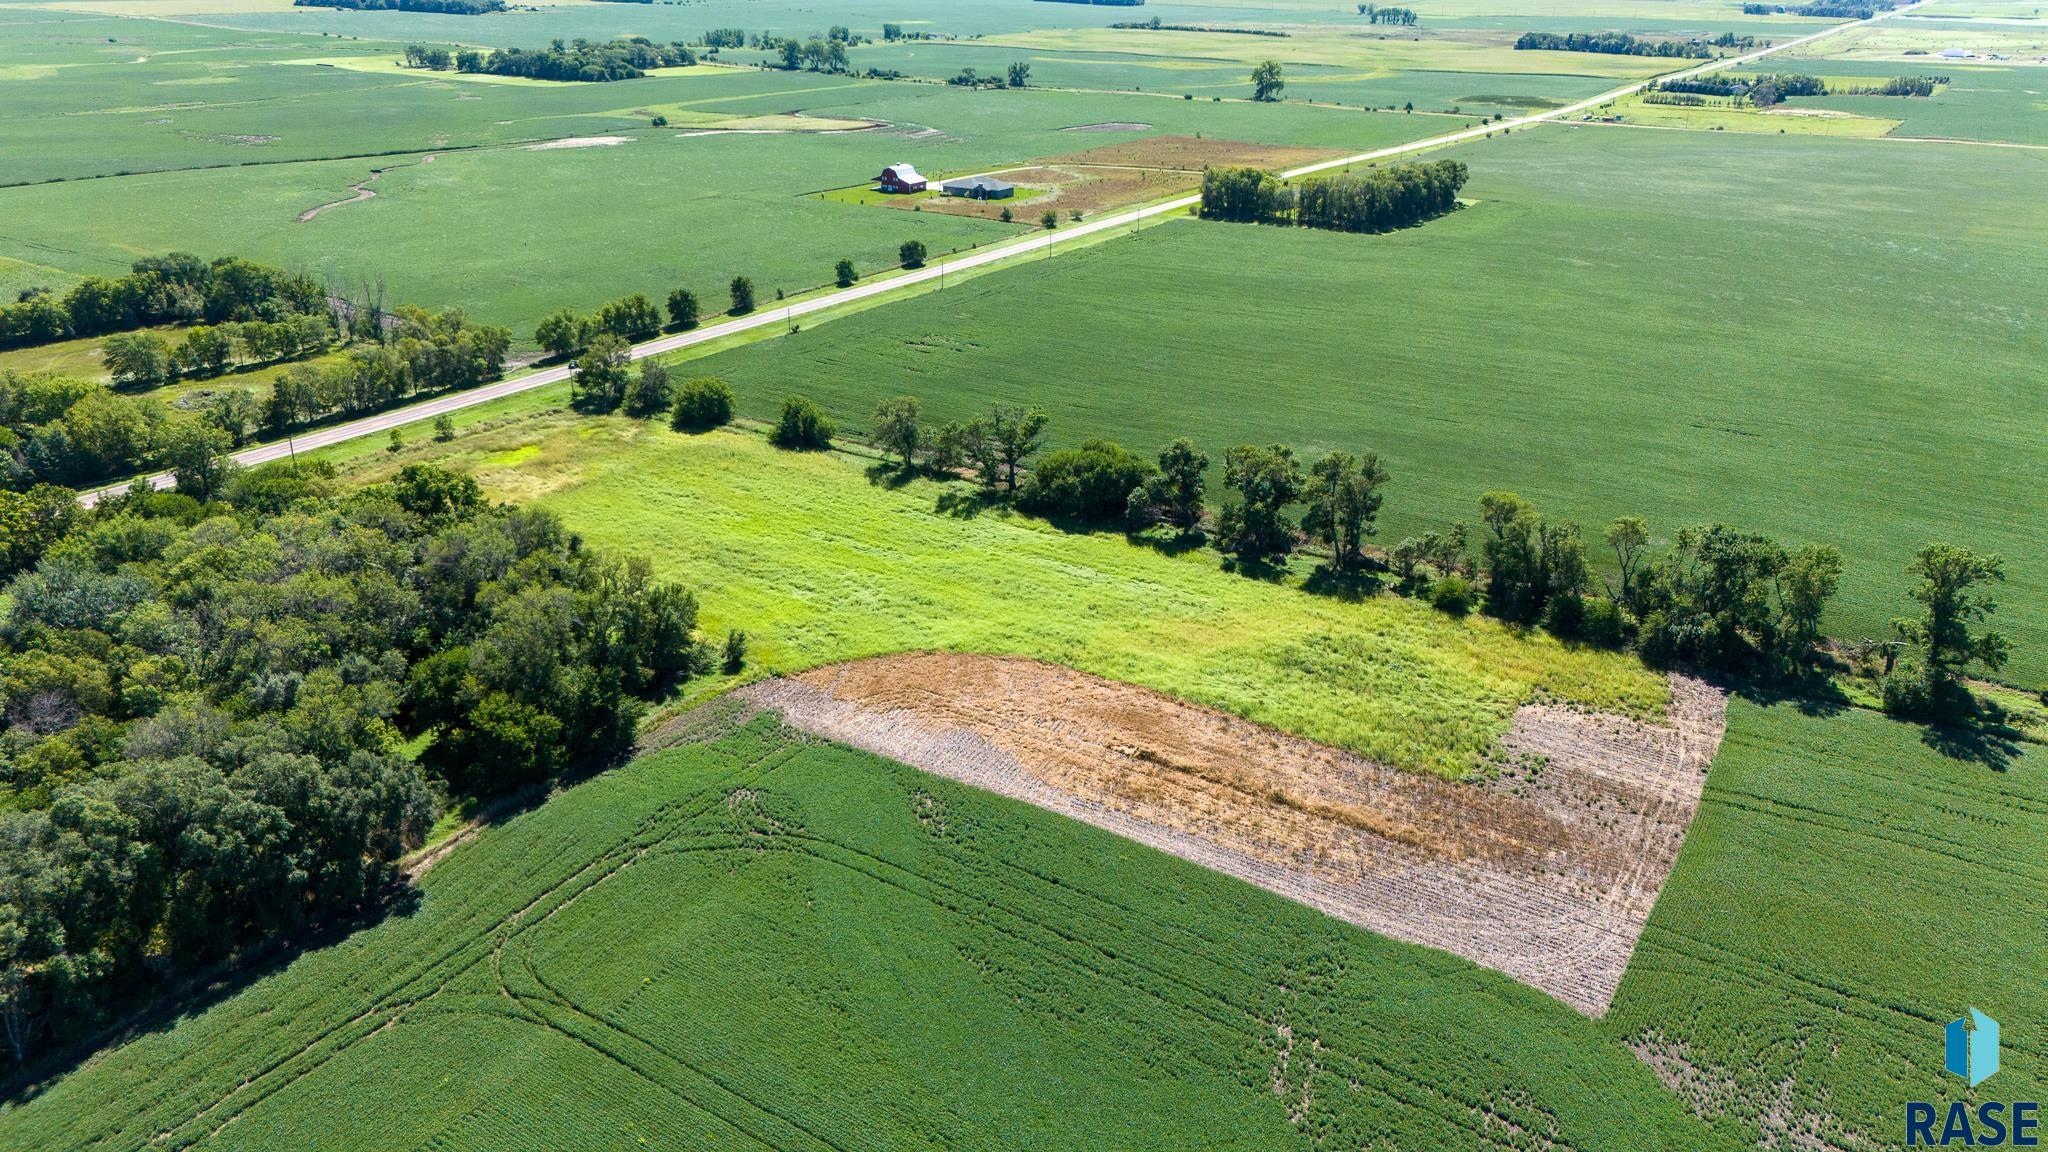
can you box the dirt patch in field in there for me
[527,135,631,150]
[738,653,1724,1015]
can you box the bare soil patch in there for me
[527,135,631,151]
[739,653,1724,1015]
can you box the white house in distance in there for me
[875,163,928,193]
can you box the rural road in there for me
[82,2,1916,507]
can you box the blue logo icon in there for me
[1950,1009,2001,1088]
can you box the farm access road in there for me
[81,2,1918,507]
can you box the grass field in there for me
[1609,696,2046,1145]
[0,713,1739,1151]
[680,125,2048,687]
[0,65,1449,345]
[368,420,1664,779]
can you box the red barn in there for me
[875,163,928,194]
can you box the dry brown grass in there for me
[741,652,1725,1015]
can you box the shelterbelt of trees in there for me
[0,306,506,495]
[1200,160,1467,233]
[402,37,699,82]
[0,464,705,1066]
[1513,31,1722,58]
[0,254,322,353]
[297,0,506,14]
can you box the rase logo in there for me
[1907,1009,2040,1147]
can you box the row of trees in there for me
[1745,0,1892,16]
[404,37,697,82]
[1513,32,1713,58]
[1359,4,1419,25]
[295,0,504,11]
[102,313,333,390]
[264,308,510,440]
[1199,161,1468,233]
[0,463,707,1065]
[1,254,324,352]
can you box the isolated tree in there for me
[572,334,632,412]
[103,332,173,390]
[964,404,1047,493]
[623,359,672,418]
[1251,59,1285,102]
[162,417,236,502]
[671,376,734,431]
[835,258,858,288]
[729,276,756,315]
[433,414,456,442]
[1603,516,1650,616]
[1300,450,1389,572]
[535,308,586,359]
[1007,60,1031,87]
[1215,444,1302,567]
[1150,438,1208,532]
[1891,543,2007,716]
[899,240,927,269]
[594,293,661,340]
[771,395,834,450]
[666,287,700,330]
[176,325,235,378]
[872,395,922,470]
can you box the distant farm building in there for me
[875,163,928,193]
[941,174,1017,200]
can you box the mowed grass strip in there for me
[686,126,2048,686]
[396,420,1665,779]
[0,716,1737,1152]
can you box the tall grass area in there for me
[686,127,2048,685]
[0,715,1736,1151]
[405,420,1663,779]
[1608,698,2045,1145]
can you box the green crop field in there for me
[369,419,1662,778]
[681,125,2048,687]
[0,713,1742,1152]
[0,42,1449,345]
[1610,696,2046,1144]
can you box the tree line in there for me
[1359,4,1419,25]
[1200,160,1467,234]
[1111,16,1290,35]
[1514,31,1713,58]
[0,304,503,496]
[1653,72,1826,106]
[1,253,324,353]
[0,463,707,1066]
[295,0,504,13]
[1745,0,1893,16]
[404,37,698,82]
[100,314,332,391]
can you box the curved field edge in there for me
[1606,697,2046,1146]
[0,715,1736,1152]
[369,417,1668,780]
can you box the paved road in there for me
[82,3,1913,508]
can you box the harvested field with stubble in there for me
[739,652,1726,1015]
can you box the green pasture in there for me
[684,126,2048,686]
[1610,696,2045,1144]
[0,715,1737,1151]
[387,421,1663,779]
